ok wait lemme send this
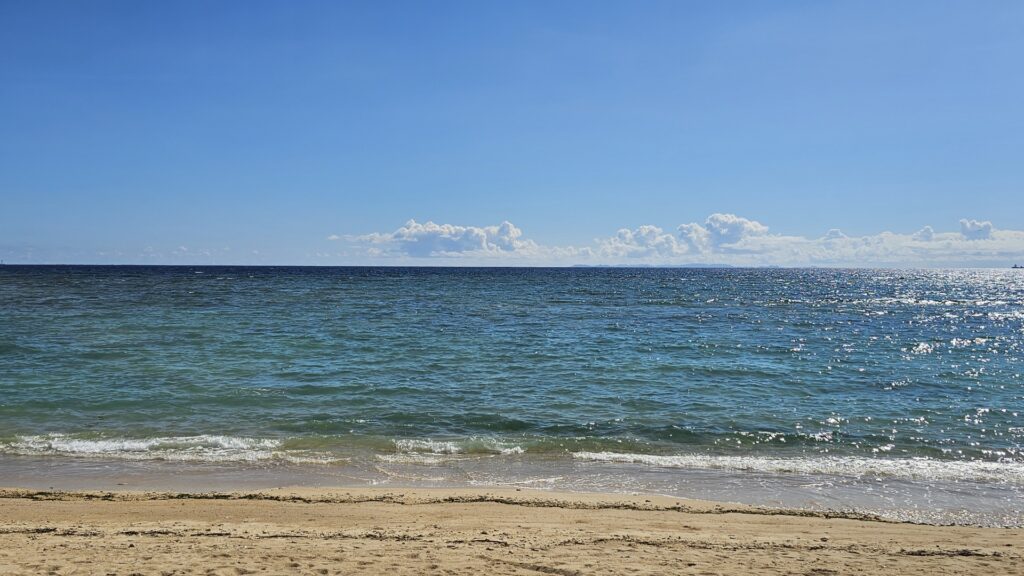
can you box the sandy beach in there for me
[0,487,1020,575]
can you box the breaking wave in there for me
[572,452,1024,484]
[0,434,340,464]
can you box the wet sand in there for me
[0,487,1020,575]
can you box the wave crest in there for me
[572,451,1024,484]
[1,434,338,464]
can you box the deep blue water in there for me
[1,266,1022,523]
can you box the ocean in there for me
[1,266,1021,525]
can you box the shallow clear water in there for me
[1,266,1022,524]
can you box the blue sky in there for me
[2,1,1022,265]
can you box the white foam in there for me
[393,439,462,454]
[909,342,936,354]
[572,452,1024,484]
[2,434,338,464]
[376,453,452,464]
[391,438,525,456]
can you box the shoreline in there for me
[2,451,1021,528]
[1,487,1020,575]
[0,486,887,522]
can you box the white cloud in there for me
[911,226,935,242]
[960,219,994,240]
[703,213,770,244]
[352,219,543,258]
[597,225,690,258]
[334,216,1024,267]
[368,219,532,255]
[676,222,710,253]
[677,213,770,253]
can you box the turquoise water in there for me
[1,266,1022,524]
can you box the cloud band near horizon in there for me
[328,214,1024,267]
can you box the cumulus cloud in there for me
[596,215,1024,266]
[703,213,770,243]
[677,213,770,253]
[338,219,593,262]
[355,219,538,257]
[597,225,689,258]
[960,219,994,240]
[676,222,711,253]
[333,216,1024,267]
[601,214,773,258]
[911,226,934,242]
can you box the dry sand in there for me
[0,487,1020,575]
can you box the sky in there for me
[1,1,1023,266]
